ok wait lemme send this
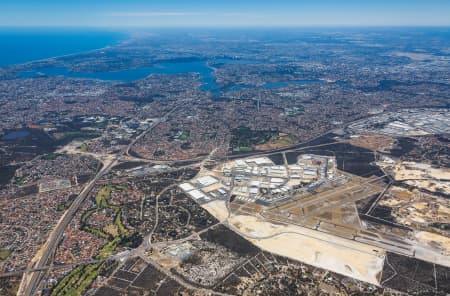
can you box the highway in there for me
[15,111,403,295]
[1,258,113,279]
[17,157,119,296]
[18,107,178,296]
[125,105,179,158]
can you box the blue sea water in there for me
[0,28,126,66]
[0,29,336,94]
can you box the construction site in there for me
[179,153,450,287]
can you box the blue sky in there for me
[1,0,450,27]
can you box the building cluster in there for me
[110,118,154,143]
[0,76,136,131]
[179,154,338,205]
[14,154,98,186]
[124,164,171,177]
[0,187,82,273]
[179,175,229,204]
[348,109,450,137]
[82,117,155,154]
[131,104,228,161]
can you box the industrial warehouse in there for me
[179,154,338,205]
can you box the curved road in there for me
[17,111,382,295]
[19,107,179,296]
[18,157,119,296]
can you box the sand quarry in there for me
[202,200,385,285]
[415,231,450,257]
[378,160,450,195]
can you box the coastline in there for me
[0,29,129,68]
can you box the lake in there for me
[19,60,223,93]
[19,60,338,95]
[1,130,30,140]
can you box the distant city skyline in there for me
[1,0,450,27]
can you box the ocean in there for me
[0,28,126,66]
[0,28,336,93]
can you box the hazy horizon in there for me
[1,0,450,27]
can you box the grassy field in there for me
[0,249,12,261]
[51,185,129,295]
[80,143,89,152]
[56,131,102,144]
[114,209,127,237]
[51,263,104,296]
[177,130,190,141]
[95,185,126,209]
[255,133,298,151]
[234,146,252,152]
[231,126,275,153]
